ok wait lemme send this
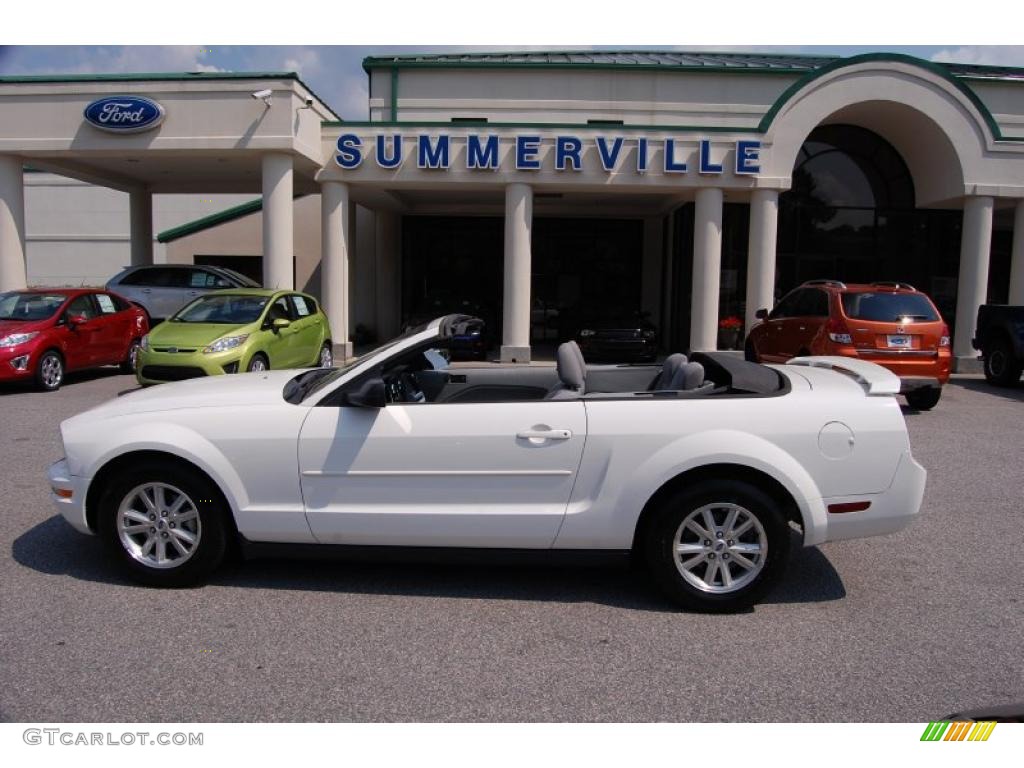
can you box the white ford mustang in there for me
[48,314,926,612]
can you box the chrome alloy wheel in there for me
[129,342,141,370]
[249,356,267,372]
[116,483,202,569]
[41,355,63,388]
[319,344,333,368]
[673,503,767,593]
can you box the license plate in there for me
[887,334,911,348]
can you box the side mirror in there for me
[344,377,386,408]
[67,314,87,328]
[271,318,291,331]
[755,308,769,320]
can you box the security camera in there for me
[251,89,272,100]
[304,97,314,107]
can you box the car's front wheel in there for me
[642,479,790,612]
[120,338,141,374]
[247,353,269,373]
[35,350,64,391]
[97,461,229,587]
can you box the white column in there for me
[320,181,353,360]
[953,195,994,365]
[501,182,532,363]
[745,189,779,333]
[0,155,27,291]
[129,191,153,267]
[691,187,723,352]
[374,211,401,340]
[261,153,294,290]
[1009,199,1024,306]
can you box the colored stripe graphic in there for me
[921,721,996,742]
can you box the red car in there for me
[745,280,951,410]
[0,288,149,391]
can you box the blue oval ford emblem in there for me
[83,96,166,134]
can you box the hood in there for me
[147,321,255,348]
[64,369,304,424]
[0,318,52,338]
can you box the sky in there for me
[1,45,1022,121]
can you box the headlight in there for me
[140,334,150,350]
[203,334,249,354]
[579,329,595,338]
[0,331,39,347]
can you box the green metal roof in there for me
[158,195,308,243]
[362,50,1024,81]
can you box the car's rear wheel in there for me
[35,350,64,392]
[120,339,141,374]
[97,461,228,587]
[643,479,790,613]
[984,339,1022,387]
[318,342,333,368]
[904,386,942,410]
[247,353,269,373]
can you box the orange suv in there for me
[745,280,951,410]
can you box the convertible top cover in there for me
[689,352,785,395]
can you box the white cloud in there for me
[930,46,1024,67]
[282,48,321,76]
[59,45,224,74]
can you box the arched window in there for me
[788,124,915,209]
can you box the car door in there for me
[90,292,129,364]
[62,294,102,369]
[756,290,800,362]
[787,288,829,356]
[262,295,300,368]
[297,371,587,549]
[288,294,322,365]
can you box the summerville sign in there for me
[334,133,762,176]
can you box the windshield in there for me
[0,292,66,321]
[841,292,940,322]
[172,294,269,324]
[299,332,428,403]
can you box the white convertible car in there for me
[48,314,926,612]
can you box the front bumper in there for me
[818,451,926,544]
[136,347,244,384]
[0,344,38,381]
[48,458,92,535]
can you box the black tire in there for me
[96,460,229,587]
[246,352,269,372]
[983,339,1023,387]
[904,387,942,410]
[120,338,141,374]
[317,342,333,368]
[642,478,790,613]
[35,350,64,392]
[744,339,758,363]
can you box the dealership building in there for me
[1,51,1023,367]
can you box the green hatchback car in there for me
[137,289,333,385]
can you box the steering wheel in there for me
[401,372,426,403]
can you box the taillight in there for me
[939,323,950,347]
[827,317,852,345]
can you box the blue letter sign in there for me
[335,134,363,169]
[376,135,402,169]
[735,140,761,175]
[467,135,499,169]
[417,135,450,169]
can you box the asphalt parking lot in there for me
[1,369,1022,722]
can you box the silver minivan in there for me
[106,265,261,322]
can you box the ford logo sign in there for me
[83,96,165,134]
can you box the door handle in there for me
[516,429,572,440]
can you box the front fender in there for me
[74,420,250,519]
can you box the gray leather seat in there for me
[546,341,586,399]
[650,353,687,390]
[677,361,706,390]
